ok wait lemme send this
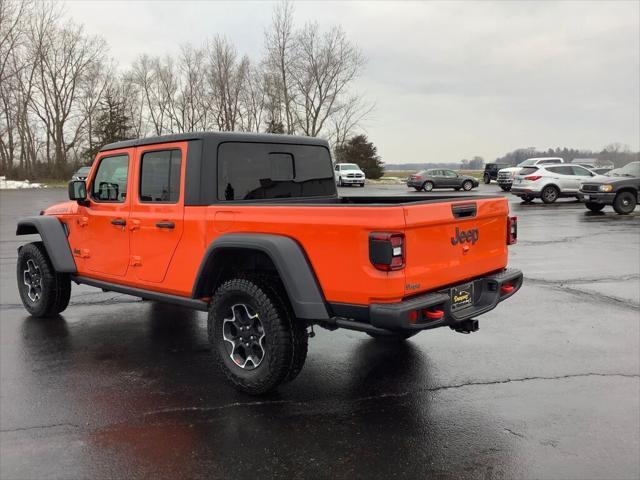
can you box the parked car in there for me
[407,169,479,191]
[334,163,365,187]
[511,164,599,204]
[483,163,510,184]
[578,161,640,214]
[497,157,564,191]
[15,131,522,394]
[71,166,91,181]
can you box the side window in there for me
[553,166,573,175]
[571,165,591,176]
[139,149,182,203]
[444,170,457,177]
[217,142,334,201]
[91,154,129,202]
[335,165,339,171]
[546,166,563,175]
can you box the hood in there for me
[43,201,79,216]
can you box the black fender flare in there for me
[16,216,77,273]
[192,233,329,320]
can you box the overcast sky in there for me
[63,0,639,164]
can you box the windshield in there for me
[607,161,640,178]
[340,164,360,170]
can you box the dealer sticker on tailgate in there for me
[451,282,474,311]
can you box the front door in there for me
[81,151,132,277]
[129,144,185,284]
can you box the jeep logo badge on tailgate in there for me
[451,227,479,245]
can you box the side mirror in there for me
[68,180,87,202]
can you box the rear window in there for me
[217,142,334,201]
[519,167,538,175]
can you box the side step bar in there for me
[71,276,209,312]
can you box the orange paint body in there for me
[46,142,510,306]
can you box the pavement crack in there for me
[141,372,639,418]
[504,428,526,438]
[525,276,639,309]
[0,422,79,433]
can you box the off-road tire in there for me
[423,181,434,192]
[613,191,637,215]
[17,242,71,317]
[462,180,474,191]
[585,202,605,212]
[367,331,418,341]
[209,276,307,394]
[484,173,491,184]
[499,184,511,192]
[541,185,559,204]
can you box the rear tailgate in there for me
[403,197,509,296]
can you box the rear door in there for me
[402,198,509,295]
[546,166,574,191]
[129,143,186,284]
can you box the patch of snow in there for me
[0,176,46,189]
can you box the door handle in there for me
[155,221,175,229]
[111,218,126,226]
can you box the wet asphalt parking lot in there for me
[1,184,639,479]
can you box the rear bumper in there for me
[511,187,541,197]
[577,192,615,204]
[330,269,523,333]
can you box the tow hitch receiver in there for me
[451,319,479,334]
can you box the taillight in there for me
[369,232,405,271]
[415,175,422,180]
[524,175,542,181]
[507,216,517,245]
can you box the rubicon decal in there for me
[451,227,479,245]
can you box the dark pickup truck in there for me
[579,161,639,214]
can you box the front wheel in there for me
[17,242,71,317]
[585,202,605,212]
[209,277,308,394]
[338,177,343,187]
[613,191,637,215]
[499,184,511,192]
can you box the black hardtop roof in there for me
[100,131,330,152]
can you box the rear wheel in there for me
[17,242,71,317]
[483,173,491,184]
[541,185,559,204]
[367,331,418,341]
[423,181,434,192]
[462,180,473,191]
[209,277,307,394]
[585,202,605,212]
[522,195,534,203]
[613,191,637,215]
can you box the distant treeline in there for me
[494,144,639,168]
[388,144,639,171]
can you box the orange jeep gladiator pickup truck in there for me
[16,132,522,394]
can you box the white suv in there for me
[497,157,564,191]
[511,164,600,203]
[334,163,365,187]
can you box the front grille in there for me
[347,173,363,178]
[498,172,511,181]
[581,184,600,192]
